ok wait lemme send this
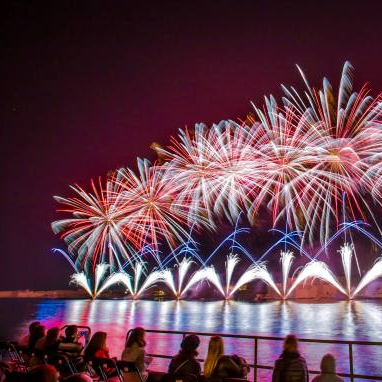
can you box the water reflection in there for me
[1,298,382,377]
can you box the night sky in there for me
[2,0,382,290]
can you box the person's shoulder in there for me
[274,356,285,366]
[297,353,308,364]
[311,375,321,382]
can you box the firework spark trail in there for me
[180,268,211,297]
[117,158,209,250]
[136,270,164,298]
[160,269,177,296]
[177,258,194,295]
[204,266,225,297]
[353,258,382,298]
[94,263,109,295]
[280,251,294,297]
[133,262,144,295]
[70,273,93,298]
[286,261,347,297]
[338,243,353,296]
[95,272,133,297]
[203,227,255,265]
[52,248,79,272]
[160,121,261,223]
[52,178,132,272]
[225,254,240,297]
[229,263,281,297]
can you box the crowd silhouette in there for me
[0,322,343,382]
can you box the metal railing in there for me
[144,329,382,382]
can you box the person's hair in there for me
[125,327,146,348]
[204,336,224,378]
[180,334,200,357]
[65,325,78,340]
[84,331,107,359]
[29,321,41,334]
[29,325,46,350]
[28,364,59,382]
[320,353,336,373]
[283,334,298,352]
[44,327,60,350]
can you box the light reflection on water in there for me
[1,299,382,379]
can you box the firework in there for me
[286,261,347,298]
[70,272,93,298]
[339,243,353,295]
[95,272,133,297]
[352,258,382,298]
[225,254,240,296]
[160,121,260,223]
[52,178,131,272]
[53,62,382,289]
[278,62,382,242]
[160,269,177,296]
[176,257,194,296]
[180,267,220,297]
[280,251,294,297]
[135,270,164,298]
[229,263,281,297]
[116,158,207,250]
[94,263,109,294]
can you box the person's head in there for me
[29,325,46,349]
[204,336,224,377]
[29,321,41,335]
[320,353,336,374]
[283,334,298,353]
[34,325,46,338]
[28,364,59,382]
[44,327,60,348]
[125,327,146,348]
[180,334,200,357]
[84,331,107,358]
[65,325,78,341]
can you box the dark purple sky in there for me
[1,0,382,290]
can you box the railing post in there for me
[254,337,258,382]
[349,343,354,382]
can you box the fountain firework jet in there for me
[204,266,225,297]
[280,251,294,297]
[95,272,133,297]
[180,266,224,297]
[339,243,353,296]
[177,258,194,296]
[352,258,382,298]
[229,264,281,297]
[136,270,164,298]
[160,269,177,296]
[133,262,144,295]
[225,254,240,297]
[70,272,93,298]
[286,261,347,298]
[94,263,109,294]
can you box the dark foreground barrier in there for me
[144,329,382,382]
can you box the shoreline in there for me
[1,289,382,301]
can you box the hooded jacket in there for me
[272,351,309,382]
[311,354,343,382]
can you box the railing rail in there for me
[145,329,382,381]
